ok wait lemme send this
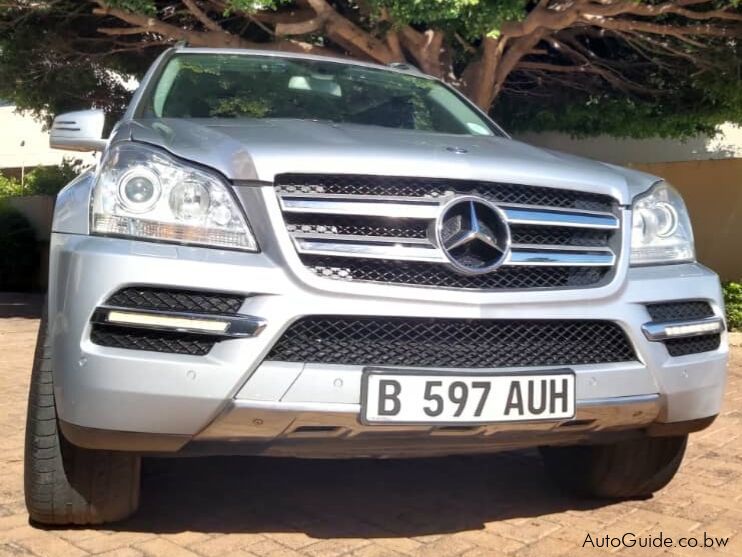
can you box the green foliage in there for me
[0,203,39,291]
[0,175,23,198]
[724,282,742,332]
[106,0,157,15]
[496,42,742,139]
[0,160,83,199]
[211,97,271,118]
[225,0,291,14]
[1,0,740,138]
[25,159,84,196]
[0,1,150,126]
[371,0,527,38]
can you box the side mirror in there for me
[50,109,107,152]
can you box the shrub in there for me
[724,282,742,332]
[0,203,39,291]
[0,174,23,198]
[24,158,84,196]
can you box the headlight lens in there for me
[91,143,258,251]
[631,181,694,265]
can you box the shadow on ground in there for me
[102,451,611,537]
[0,293,43,318]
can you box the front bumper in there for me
[49,233,728,455]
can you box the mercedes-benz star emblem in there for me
[435,196,511,275]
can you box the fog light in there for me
[664,322,722,337]
[642,317,724,341]
[106,310,229,333]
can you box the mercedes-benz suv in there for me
[25,47,728,524]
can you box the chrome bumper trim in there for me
[641,316,725,341]
[196,394,662,443]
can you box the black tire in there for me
[24,312,141,525]
[540,435,688,499]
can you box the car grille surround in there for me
[266,316,636,368]
[273,174,621,291]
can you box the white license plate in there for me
[362,370,575,424]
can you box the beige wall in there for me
[0,106,96,171]
[516,123,742,165]
[632,158,742,281]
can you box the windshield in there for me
[141,53,501,137]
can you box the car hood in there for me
[123,118,659,204]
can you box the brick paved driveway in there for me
[1,297,740,557]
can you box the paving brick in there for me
[17,532,89,557]
[134,539,201,557]
[76,531,155,554]
[95,549,146,557]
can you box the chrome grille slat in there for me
[292,232,616,267]
[293,237,615,267]
[273,174,621,290]
[279,196,619,229]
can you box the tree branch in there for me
[181,0,223,33]
[303,0,399,62]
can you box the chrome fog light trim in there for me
[92,307,266,338]
[642,317,724,341]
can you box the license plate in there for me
[362,370,575,424]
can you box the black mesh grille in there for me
[287,215,429,239]
[90,325,217,356]
[304,256,609,289]
[665,334,721,357]
[286,215,611,247]
[275,174,615,212]
[266,317,636,367]
[646,301,714,322]
[107,287,244,315]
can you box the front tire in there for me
[24,313,141,525]
[540,435,687,499]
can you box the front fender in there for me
[52,168,95,235]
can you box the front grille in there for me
[90,325,217,356]
[266,317,636,367]
[274,174,621,290]
[107,287,244,315]
[645,301,720,356]
[646,301,714,322]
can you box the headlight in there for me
[631,181,694,265]
[91,143,258,251]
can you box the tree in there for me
[1,0,741,137]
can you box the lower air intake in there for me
[266,317,636,368]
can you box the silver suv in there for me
[25,47,728,525]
